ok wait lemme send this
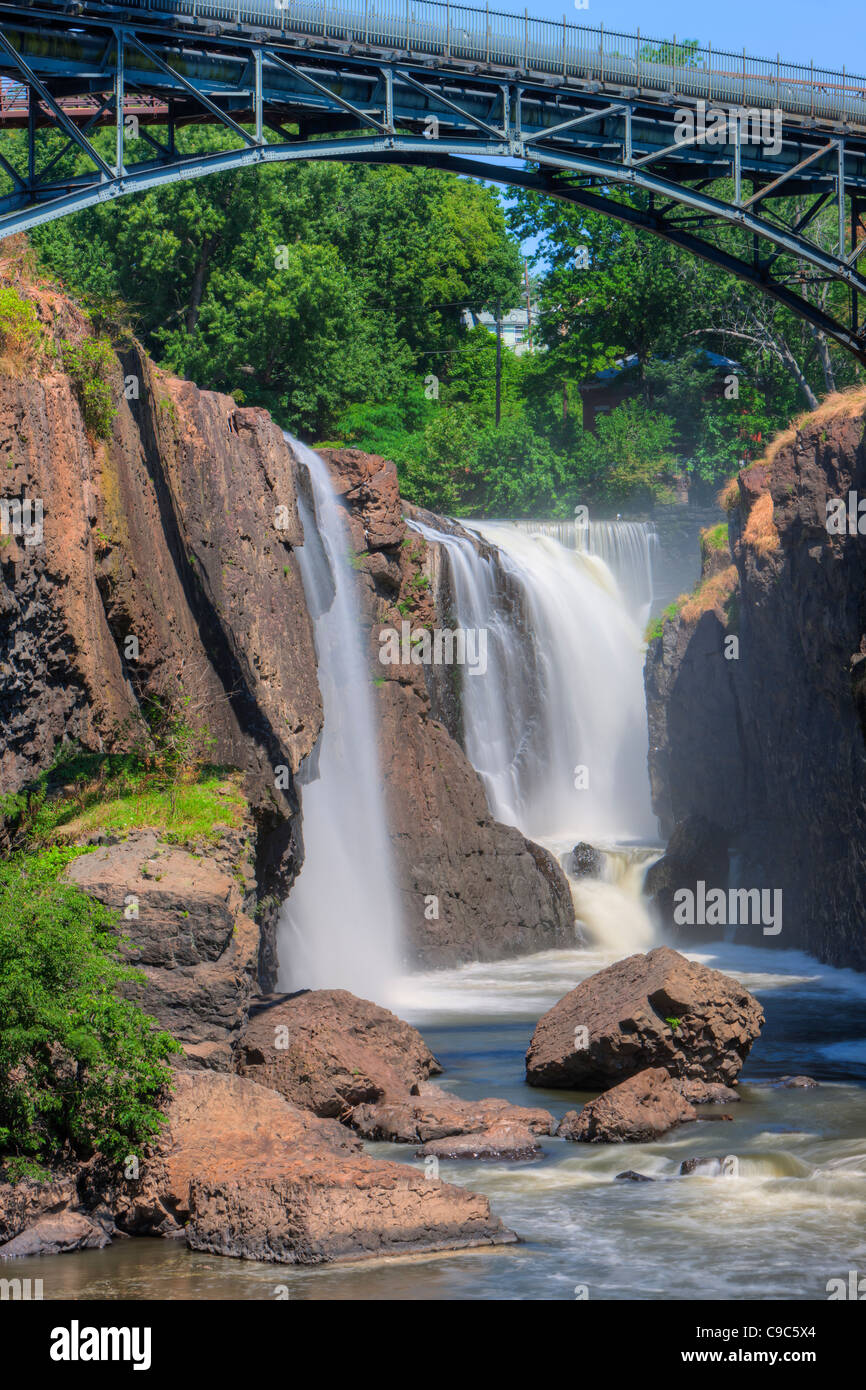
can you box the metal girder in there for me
[0,29,115,181]
[1,6,865,364]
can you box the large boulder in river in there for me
[525,946,763,1089]
[235,989,441,1117]
[87,1070,514,1264]
[557,1068,697,1143]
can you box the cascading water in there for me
[276,439,403,1001]
[513,517,658,628]
[410,515,661,954]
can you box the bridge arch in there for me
[1,0,865,361]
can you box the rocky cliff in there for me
[644,389,866,970]
[0,262,573,990]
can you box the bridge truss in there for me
[1,1,865,361]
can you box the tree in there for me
[0,849,179,1178]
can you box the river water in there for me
[14,940,866,1301]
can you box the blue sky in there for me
[519,0,860,74]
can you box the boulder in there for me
[776,1075,818,1089]
[615,1170,656,1182]
[526,945,763,1089]
[557,1068,697,1143]
[570,842,603,878]
[672,1077,740,1105]
[0,1173,80,1245]
[235,989,441,1117]
[0,1212,109,1259]
[352,1087,555,1144]
[65,836,260,1071]
[417,1123,542,1162]
[94,1070,514,1264]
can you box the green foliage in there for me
[3,120,857,514]
[702,522,729,553]
[61,335,117,439]
[644,599,684,643]
[0,848,179,1172]
[0,285,43,357]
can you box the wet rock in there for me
[0,1174,79,1245]
[352,1087,555,1144]
[526,945,764,1089]
[556,1068,697,1143]
[0,312,321,805]
[0,1212,109,1259]
[777,1075,819,1089]
[235,988,441,1117]
[680,1156,732,1176]
[672,1077,740,1104]
[416,1123,542,1162]
[570,842,603,878]
[92,1070,515,1264]
[615,1170,656,1182]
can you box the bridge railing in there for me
[116,0,866,127]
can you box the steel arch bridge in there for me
[1,0,866,362]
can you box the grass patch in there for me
[679,565,739,624]
[718,476,740,511]
[701,522,729,554]
[1,746,246,851]
[741,491,780,557]
[644,598,685,643]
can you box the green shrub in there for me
[0,848,180,1174]
[0,285,43,357]
[62,335,117,439]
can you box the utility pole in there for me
[495,299,502,426]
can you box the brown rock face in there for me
[644,394,866,969]
[557,1068,697,1143]
[101,1070,515,1264]
[65,834,260,1070]
[0,314,321,800]
[0,1174,79,1245]
[317,448,575,967]
[525,946,764,1089]
[235,988,441,1116]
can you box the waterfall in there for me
[411,515,661,955]
[276,440,403,1001]
[512,517,658,627]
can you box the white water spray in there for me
[411,515,661,955]
[277,440,403,1001]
